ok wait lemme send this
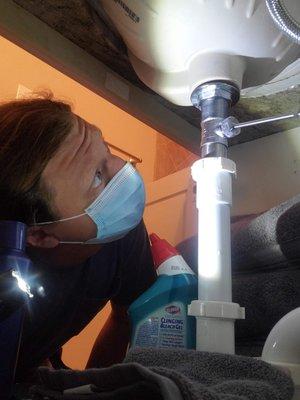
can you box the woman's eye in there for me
[92,171,103,188]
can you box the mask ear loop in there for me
[33,212,86,226]
[59,240,103,245]
[59,240,87,245]
[32,213,89,244]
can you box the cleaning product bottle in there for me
[128,233,197,349]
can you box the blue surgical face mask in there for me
[36,162,145,244]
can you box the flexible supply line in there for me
[266,0,300,44]
[219,112,300,138]
[234,111,300,129]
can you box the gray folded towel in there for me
[30,347,294,400]
[232,193,300,271]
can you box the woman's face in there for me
[40,115,126,243]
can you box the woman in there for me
[0,94,156,380]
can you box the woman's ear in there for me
[27,226,60,248]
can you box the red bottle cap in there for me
[149,233,179,269]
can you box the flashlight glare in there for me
[12,270,34,298]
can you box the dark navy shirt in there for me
[16,221,156,377]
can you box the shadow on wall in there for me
[144,167,198,246]
[229,127,300,216]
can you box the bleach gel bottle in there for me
[129,233,197,349]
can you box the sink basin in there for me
[100,0,300,105]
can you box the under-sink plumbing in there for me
[188,80,299,354]
[191,81,240,158]
[191,81,300,154]
[188,81,245,354]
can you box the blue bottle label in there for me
[132,301,187,348]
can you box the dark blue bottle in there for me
[0,221,32,398]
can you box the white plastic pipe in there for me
[193,158,234,301]
[188,157,244,354]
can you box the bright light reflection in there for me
[12,270,34,298]
[198,201,221,279]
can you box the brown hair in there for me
[0,93,74,224]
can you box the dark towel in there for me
[30,347,294,400]
[229,194,300,353]
[231,194,300,271]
